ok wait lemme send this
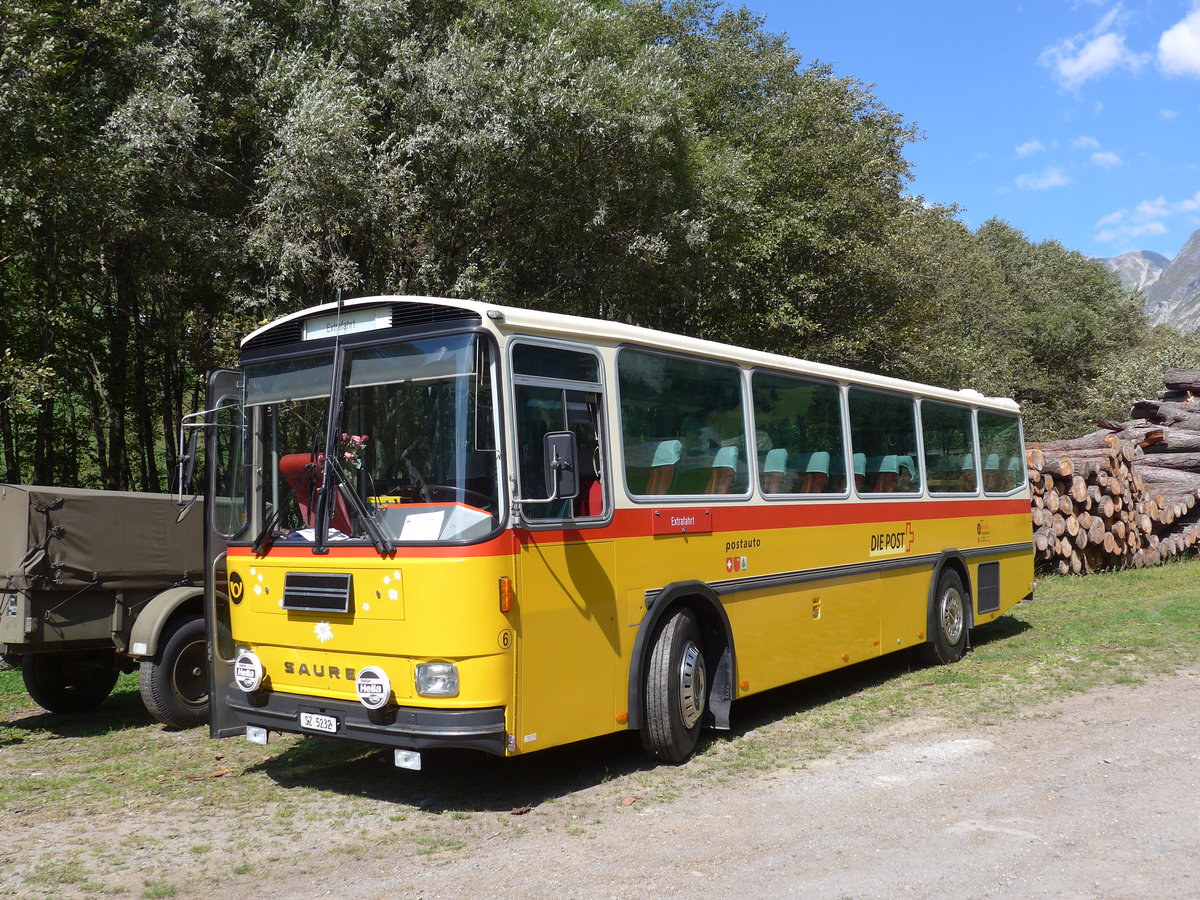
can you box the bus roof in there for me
[241,294,1021,414]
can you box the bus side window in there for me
[848,389,920,496]
[921,401,976,495]
[619,350,748,497]
[978,410,1025,494]
[750,371,845,496]
[511,340,608,521]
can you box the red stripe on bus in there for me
[231,496,1029,558]
[518,497,1030,545]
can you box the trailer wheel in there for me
[641,608,707,763]
[22,649,119,714]
[139,614,208,728]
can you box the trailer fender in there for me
[127,586,204,658]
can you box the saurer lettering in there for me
[283,662,356,680]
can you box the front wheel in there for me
[139,615,208,728]
[641,608,708,763]
[22,650,119,714]
[919,569,969,665]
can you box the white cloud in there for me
[1015,138,1046,157]
[1161,108,1179,119]
[1015,168,1071,191]
[1073,135,1101,150]
[1041,10,1150,89]
[1135,197,1171,220]
[1094,191,1200,247]
[1091,151,1123,168]
[1159,8,1200,76]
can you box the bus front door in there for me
[204,369,247,738]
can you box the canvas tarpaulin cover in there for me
[0,485,204,592]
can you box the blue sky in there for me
[742,1,1200,261]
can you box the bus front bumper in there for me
[227,688,508,756]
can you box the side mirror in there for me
[543,431,579,501]
[176,495,198,524]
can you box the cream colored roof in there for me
[241,294,1021,413]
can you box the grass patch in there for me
[141,880,177,899]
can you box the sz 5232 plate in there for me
[299,711,339,734]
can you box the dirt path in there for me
[268,668,1200,899]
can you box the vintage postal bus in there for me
[201,296,1034,768]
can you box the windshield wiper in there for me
[313,343,347,556]
[325,463,394,555]
[251,505,282,555]
[311,329,394,557]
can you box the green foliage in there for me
[0,0,1191,484]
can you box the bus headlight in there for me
[233,650,264,693]
[415,662,459,697]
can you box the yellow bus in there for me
[201,295,1034,768]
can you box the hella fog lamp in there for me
[356,666,392,710]
[233,650,264,693]
[415,662,459,697]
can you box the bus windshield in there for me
[245,332,500,546]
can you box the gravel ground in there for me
[269,668,1200,900]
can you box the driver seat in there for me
[279,453,354,535]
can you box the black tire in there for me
[139,614,208,728]
[919,569,970,665]
[641,608,708,763]
[22,649,119,714]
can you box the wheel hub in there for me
[678,641,706,729]
[941,586,965,644]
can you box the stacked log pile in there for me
[1027,369,1200,574]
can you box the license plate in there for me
[299,711,338,734]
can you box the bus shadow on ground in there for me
[249,614,1032,812]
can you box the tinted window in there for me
[618,350,748,496]
[513,344,600,383]
[978,410,1025,494]
[751,372,846,494]
[922,401,977,495]
[847,389,919,494]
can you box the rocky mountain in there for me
[1099,229,1200,331]
[1101,250,1170,292]
[1144,229,1200,330]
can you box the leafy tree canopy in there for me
[0,0,1190,485]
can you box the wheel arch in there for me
[928,551,974,634]
[127,586,204,659]
[626,580,736,732]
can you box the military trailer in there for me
[0,484,208,727]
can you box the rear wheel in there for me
[22,649,119,714]
[139,614,208,728]
[641,608,707,763]
[919,569,969,665]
